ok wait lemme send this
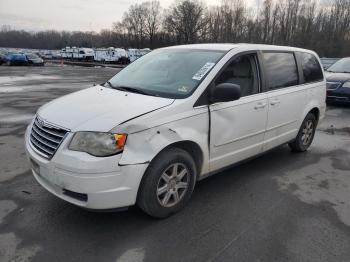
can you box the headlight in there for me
[342,81,350,88]
[68,132,127,157]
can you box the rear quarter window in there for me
[263,52,298,90]
[298,52,324,83]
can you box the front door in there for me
[209,53,268,172]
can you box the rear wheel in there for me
[289,113,317,152]
[137,147,196,218]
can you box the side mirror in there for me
[211,83,241,103]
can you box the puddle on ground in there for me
[0,113,34,124]
[0,200,41,261]
[0,200,17,224]
[0,232,41,262]
[276,158,350,227]
[0,74,61,84]
[117,248,145,262]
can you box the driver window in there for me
[215,54,260,97]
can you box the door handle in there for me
[254,102,267,110]
[270,99,280,106]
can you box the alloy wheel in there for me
[301,120,314,146]
[156,163,189,207]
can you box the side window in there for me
[215,54,259,97]
[299,52,323,83]
[263,52,298,90]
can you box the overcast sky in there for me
[0,0,257,32]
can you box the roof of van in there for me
[164,43,315,54]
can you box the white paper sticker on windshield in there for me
[178,86,189,92]
[192,62,215,81]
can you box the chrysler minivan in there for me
[25,44,326,218]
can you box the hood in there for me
[325,72,350,82]
[38,85,174,132]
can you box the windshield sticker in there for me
[192,62,215,81]
[178,86,189,92]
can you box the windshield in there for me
[26,53,39,59]
[107,48,225,98]
[327,58,350,73]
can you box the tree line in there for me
[0,0,350,57]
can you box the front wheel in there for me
[137,147,197,218]
[289,113,317,152]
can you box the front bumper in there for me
[25,125,148,209]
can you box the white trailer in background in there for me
[61,47,74,59]
[61,47,94,61]
[127,49,142,62]
[139,48,151,56]
[72,48,94,61]
[94,47,130,64]
[115,48,130,64]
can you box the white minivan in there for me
[25,44,326,218]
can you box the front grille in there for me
[30,116,69,159]
[326,81,341,90]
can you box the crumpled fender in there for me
[117,110,210,175]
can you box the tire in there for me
[137,147,197,218]
[289,113,317,152]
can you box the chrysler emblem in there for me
[36,117,47,127]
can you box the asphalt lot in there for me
[0,65,350,262]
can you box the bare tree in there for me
[120,3,148,48]
[142,1,161,48]
[1,0,350,57]
[164,0,209,44]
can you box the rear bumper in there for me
[25,125,148,209]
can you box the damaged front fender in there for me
[117,112,210,176]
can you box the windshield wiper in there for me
[104,81,115,88]
[114,85,158,97]
[105,81,158,96]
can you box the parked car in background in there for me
[51,50,62,59]
[320,57,340,70]
[325,57,350,103]
[6,52,28,66]
[0,49,7,65]
[42,51,53,59]
[25,53,45,66]
[25,44,326,218]
[34,52,44,59]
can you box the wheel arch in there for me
[301,102,321,127]
[309,107,320,122]
[157,140,204,177]
[135,140,204,210]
